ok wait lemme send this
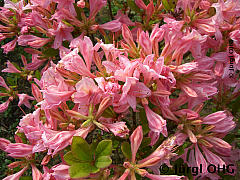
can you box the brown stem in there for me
[107,0,114,20]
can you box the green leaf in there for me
[139,108,150,135]
[95,140,112,158]
[69,163,92,178]
[140,137,151,148]
[19,176,32,180]
[43,48,59,57]
[64,151,81,165]
[74,3,83,20]
[127,0,141,13]
[95,156,112,169]
[71,136,92,161]
[90,141,98,157]
[121,142,132,159]
[102,106,116,118]
[162,0,171,11]
[35,70,41,80]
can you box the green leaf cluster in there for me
[64,137,112,178]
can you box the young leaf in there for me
[71,136,92,161]
[64,151,81,165]
[121,142,132,159]
[95,140,112,158]
[69,162,92,178]
[95,156,112,169]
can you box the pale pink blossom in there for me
[3,166,28,180]
[99,19,122,32]
[1,38,17,54]
[17,93,35,108]
[60,48,96,78]
[0,138,11,151]
[73,77,99,105]
[17,35,50,48]
[5,143,33,158]
[144,105,167,137]
[139,31,152,55]
[25,54,46,71]
[89,0,107,18]
[54,0,76,16]
[31,164,43,180]
[0,76,10,90]
[42,128,77,156]
[101,121,129,138]
[77,0,85,8]
[49,21,73,49]
[2,61,21,73]
[0,99,10,113]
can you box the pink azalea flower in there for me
[42,128,77,156]
[1,38,17,54]
[0,138,11,151]
[130,126,143,163]
[49,21,74,49]
[89,0,107,18]
[0,99,11,113]
[17,93,35,108]
[52,164,71,180]
[31,0,52,8]
[2,61,21,73]
[31,163,43,180]
[42,86,75,109]
[115,10,135,26]
[144,105,167,138]
[101,120,129,138]
[135,0,147,10]
[43,164,70,180]
[0,76,10,91]
[25,54,46,71]
[3,166,28,180]
[99,19,123,32]
[54,0,76,16]
[78,36,95,70]
[60,48,96,78]
[5,143,33,158]
[73,77,100,105]
[77,0,85,8]
[139,31,152,55]
[17,35,50,48]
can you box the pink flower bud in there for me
[77,0,85,8]
[41,155,51,165]
[8,161,23,169]
[122,24,136,49]
[95,96,112,119]
[0,99,10,113]
[130,126,143,163]
[135,0,147,10]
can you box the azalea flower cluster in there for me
[0,0,239,179]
